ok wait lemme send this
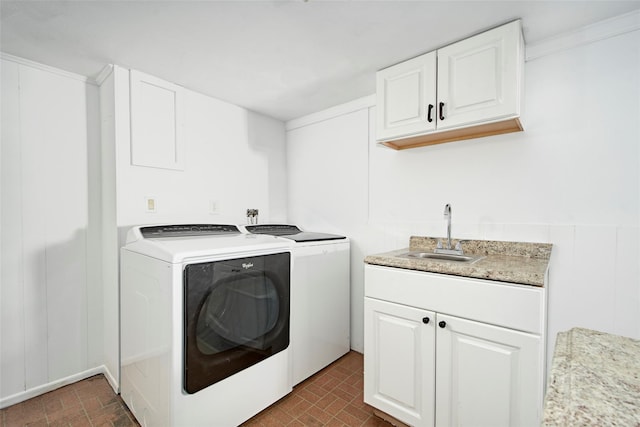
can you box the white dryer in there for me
[243,224,350,385]
[120,224,292,427]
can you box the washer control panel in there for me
[140,224,240,238]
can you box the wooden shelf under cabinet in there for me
[380,117,523,150]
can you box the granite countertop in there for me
[543,328,640,425]
[364,236,552,287]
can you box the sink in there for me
[399,251,484,263]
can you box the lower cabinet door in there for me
[435,314,542,427]
[364,297,436,427]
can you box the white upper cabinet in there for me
[130,70,185,170]
[376,51,436,141]
[437,20,522,130]
[376,20,524,150]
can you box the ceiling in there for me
[2,1,639,121]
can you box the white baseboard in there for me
[0,365,107,409]
[102,364,119,394]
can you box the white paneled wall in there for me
[287,107,370,350]
[1,57,102,406]
[286,24,640,361]
[1,58,25,401]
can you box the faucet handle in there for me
[455,240,468,252]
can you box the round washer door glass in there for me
[183,252,290,394]
[195,270,280,354]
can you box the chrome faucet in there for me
[435,203,465,255]
[444,203,452,250]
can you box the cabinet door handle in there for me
[438,320,446,328]
[427,104,434,123]
[439,102,445,121]
[422,317,430,324]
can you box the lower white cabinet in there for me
[435,313,541,427]
[364,265,546,427]
[365,298,435,426]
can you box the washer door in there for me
[183,252,290,394]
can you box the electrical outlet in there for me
[209,200,220,214]
[145,196,157,213]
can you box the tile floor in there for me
[1,351,393,427]
[0,375,136,427]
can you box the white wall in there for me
[103,66,287,228]
[1,56,103,406]
[99,65,288,390]
[286,23,640,359]
[287,106,370,349]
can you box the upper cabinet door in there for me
[436,20,523,131]
[376,51,437,141]
[130,70,185,170]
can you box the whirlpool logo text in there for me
[242,263,254,270]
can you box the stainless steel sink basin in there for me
[400,251,484,263]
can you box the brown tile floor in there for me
[0,375,136,427]
[242,351,392,427]
[1,351,392,427]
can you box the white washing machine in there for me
[120,224,292,427]
[243,224,350,385]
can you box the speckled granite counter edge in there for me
[364,236,552,287]
[409,236,552,259]
[542,328,640,425]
